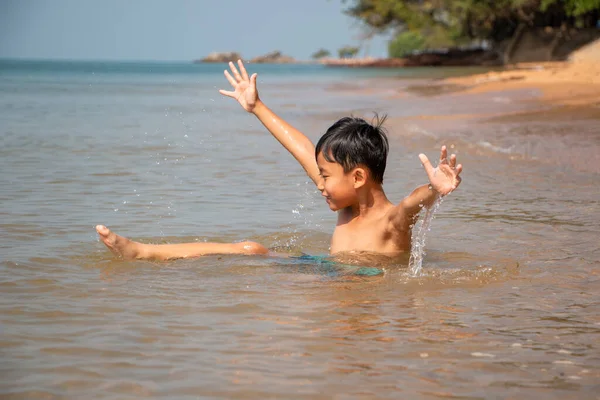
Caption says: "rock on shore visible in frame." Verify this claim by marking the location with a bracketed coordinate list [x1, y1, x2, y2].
[321, 49, 501, 68]
[194, 51, 296, 64]
[194, 52, 242, 63]
[249, 51, 295, 64]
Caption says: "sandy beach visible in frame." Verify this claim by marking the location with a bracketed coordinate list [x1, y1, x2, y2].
[374, 39, 600, 177]
[391, 39, 600, 126]
[443, 39, 600, 108]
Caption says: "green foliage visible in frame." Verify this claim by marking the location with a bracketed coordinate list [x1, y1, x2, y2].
[541, 0, 600, 16]
[311, 48, 332, 59]
[388, 31, 426, 57]
[343, 0, 600, 49]
[338, 46, 361, 58]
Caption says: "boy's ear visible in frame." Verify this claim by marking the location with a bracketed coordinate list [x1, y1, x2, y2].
[352, 167, 367, 189]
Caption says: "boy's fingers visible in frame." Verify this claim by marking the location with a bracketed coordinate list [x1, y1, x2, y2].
[455, 164, 463, 175]
[419, 154, 434, 174]
[228, 61, 242, 82]
[238, 59, 249, 81]
[250, 73, 258, 87]
[449, 154, 456, 168]
[224, 70, 237, 87]
[439, 145, 448, 163]
[219, 89, 235, 98]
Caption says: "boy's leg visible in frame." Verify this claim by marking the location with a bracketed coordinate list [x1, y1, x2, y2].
[96, 225, 269, 261]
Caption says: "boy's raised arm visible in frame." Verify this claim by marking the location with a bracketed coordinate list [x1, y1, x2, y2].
[389, 146, 463, 229]
[219, 60, 322, 187]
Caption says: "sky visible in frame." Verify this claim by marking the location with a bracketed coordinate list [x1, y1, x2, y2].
[0, 0, 391, 61]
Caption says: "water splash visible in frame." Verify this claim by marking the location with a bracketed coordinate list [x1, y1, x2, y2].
[408, 196, 443, 277]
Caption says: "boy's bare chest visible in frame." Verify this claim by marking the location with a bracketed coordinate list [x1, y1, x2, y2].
[330, 217, 393, 254]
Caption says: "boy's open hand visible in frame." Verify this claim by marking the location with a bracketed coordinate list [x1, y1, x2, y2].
[419, 146, 463, 196]
[219, 60, 259, 113]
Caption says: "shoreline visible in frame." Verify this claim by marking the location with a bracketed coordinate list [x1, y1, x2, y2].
[370, 42, 600, 174]
[387, 60, 600, 131]
[436, 40, 600, 109]
[441, 61, 600, 108]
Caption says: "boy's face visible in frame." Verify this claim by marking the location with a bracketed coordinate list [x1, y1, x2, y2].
[316, 152, 357, 211]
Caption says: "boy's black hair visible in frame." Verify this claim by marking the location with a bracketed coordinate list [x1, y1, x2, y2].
[315, 115, 389, 184]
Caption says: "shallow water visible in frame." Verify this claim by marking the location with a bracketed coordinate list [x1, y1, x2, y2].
[1, 60, 599, 399]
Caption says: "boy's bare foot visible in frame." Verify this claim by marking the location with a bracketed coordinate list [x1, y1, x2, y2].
[96, 225, 145, 260]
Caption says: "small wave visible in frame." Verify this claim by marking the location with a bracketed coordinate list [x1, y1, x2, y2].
[406, 124, 438, 138]
[477, 140, 515, 154]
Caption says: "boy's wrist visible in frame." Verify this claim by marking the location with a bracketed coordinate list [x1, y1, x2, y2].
[251, 99, 265, 115]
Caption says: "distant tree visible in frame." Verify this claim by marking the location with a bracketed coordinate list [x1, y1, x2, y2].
[338, 46, 361, 58]
[388, 31, 426, 58]
[342, 0, 600, 52]
[311, 48, 332, 59]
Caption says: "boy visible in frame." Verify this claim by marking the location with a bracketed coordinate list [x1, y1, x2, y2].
[96, 60, 462, 261]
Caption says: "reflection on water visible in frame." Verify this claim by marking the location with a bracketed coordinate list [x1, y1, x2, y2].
[1, 61, 599, 398]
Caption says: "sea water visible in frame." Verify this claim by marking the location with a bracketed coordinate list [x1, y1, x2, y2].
[1, 59, 600, 399]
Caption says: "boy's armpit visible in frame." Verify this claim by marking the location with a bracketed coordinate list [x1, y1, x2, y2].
[386, 205, 413, 233]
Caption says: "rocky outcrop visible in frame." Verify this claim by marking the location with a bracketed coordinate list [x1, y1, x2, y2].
[195, 52, 242, 63]
[250, 51, 295, 64]
[404, 49, 501, 66]
[320, 57, 406, 67]
[321, 49, 501, 68]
